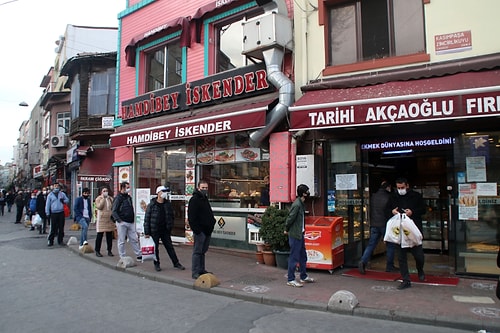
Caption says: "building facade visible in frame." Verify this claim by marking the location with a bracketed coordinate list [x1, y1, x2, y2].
[113, 0, 293, 246]
[289, 0, 500, 276]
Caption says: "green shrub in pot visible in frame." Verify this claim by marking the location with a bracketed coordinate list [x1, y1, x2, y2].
[259, 205, 290, 252]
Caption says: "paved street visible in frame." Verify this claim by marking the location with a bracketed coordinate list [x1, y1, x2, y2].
[0, 210, 494, 332]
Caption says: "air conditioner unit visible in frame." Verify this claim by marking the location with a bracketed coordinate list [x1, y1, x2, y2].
[51, 135, 66, 148]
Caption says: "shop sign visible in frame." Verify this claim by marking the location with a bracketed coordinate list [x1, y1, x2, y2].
[212, 216, 246, 241]
[111, 110, 265, 148]
[33, 165, 43, 178]
[120, 63, 273, 123]
[435, 30, 472, 55]
[360, 136, 455, 151]
[290, 88, 500, 130]
[77, 175, 111, 182]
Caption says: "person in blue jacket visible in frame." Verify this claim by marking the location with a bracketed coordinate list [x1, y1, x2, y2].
[74, 188, 92, 248]
[28, 190, 38, 230]
[45, 183, 70, 246]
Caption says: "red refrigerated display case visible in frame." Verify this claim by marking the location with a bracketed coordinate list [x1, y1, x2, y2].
[305, 216, 344, 273]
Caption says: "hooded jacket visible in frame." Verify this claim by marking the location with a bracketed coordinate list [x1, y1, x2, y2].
[111, 192, 135, 223]
[143, 198, 174, 235]
[188, 189, 215, 235]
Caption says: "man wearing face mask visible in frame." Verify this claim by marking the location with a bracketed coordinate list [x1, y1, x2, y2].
[74, 188, 92, 249]
[188, 180, 216, 279]
[45, 183, 69, 246]
[285, 184, 315, 287]
[112, 182, 142, 260]
[358, 181, 396, 274]
[144, 186, 185, 272]
[389, 177, 426, 290]
[36, 187, 48, 234]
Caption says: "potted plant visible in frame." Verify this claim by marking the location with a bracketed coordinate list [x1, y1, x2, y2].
[259, 205, 290, 268]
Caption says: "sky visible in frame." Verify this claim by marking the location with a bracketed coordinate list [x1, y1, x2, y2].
[0, 0, 124, 165]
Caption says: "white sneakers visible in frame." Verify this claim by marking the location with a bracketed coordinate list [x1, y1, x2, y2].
[287, 276, 315, 287]
[300, 276, 315, 283]
[287, 280, 303, 287]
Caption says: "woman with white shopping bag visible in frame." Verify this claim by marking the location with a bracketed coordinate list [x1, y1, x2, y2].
[389, 177, 426, 290]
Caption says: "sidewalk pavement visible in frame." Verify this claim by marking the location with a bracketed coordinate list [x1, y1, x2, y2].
[53, 221, 499, 333]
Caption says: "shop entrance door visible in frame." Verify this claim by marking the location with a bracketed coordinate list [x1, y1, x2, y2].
[366, 147, 453, 254]
[164, 146, 187, 237]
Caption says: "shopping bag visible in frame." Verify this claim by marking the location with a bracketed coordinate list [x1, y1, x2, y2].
[32, 214, 42, 227]
[24, 214, 31, 227]
[400, 214, 423, 248]
[140, 236, 156, 262]
[384, 214, 402, 244]
[63, 204, 70, 218]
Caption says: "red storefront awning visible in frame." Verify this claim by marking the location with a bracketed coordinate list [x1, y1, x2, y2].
[290, 70, 500, 131]
[125, 17, 191, 67]
[111, 95, 277, 148]
[78, 148, 113, 182]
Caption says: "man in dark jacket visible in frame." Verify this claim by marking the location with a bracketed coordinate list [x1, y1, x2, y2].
[389, 177, 426, 290]
[144, 186, 185, 272]
[6, 190, 15, 213]
[74, 187, 92, 248]
[111, 182, 141, 260]
[36, 187, 48, 234]
[14, 190, 25, 224]
[358, 181, 396, 274]
[284, 184, 315, 287]
[188, 180, 216, 279]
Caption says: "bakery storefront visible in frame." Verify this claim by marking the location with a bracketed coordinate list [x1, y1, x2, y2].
[111, 63, 276, 249]
[289, 69, 500, 276]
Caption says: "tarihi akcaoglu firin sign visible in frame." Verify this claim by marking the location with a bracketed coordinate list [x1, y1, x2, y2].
[120, 63, 273, 123]
[290, 88, 500, 130]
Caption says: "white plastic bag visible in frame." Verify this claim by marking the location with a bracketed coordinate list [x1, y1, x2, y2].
[32, 214, 42, 227]
[384, 214, 402, 244]
[384, 213, 423, 248]
[400, 214, 423, 248]
[140, 236, 156, 262]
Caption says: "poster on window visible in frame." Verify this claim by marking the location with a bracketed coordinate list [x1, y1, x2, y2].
[458, 183, 478, 220]
[135, 188, 151, 233]
[466, 156, 486, 182]
[335, 174, 357, 190]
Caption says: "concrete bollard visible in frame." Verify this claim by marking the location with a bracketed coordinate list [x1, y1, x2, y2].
[194, 273, 220, 289]
[67, 236, 78, 246]
[116, 256, 136, 269]
[328, 290, 359, 311]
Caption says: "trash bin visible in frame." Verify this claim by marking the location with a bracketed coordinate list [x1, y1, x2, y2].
[305, 216, 344, 273]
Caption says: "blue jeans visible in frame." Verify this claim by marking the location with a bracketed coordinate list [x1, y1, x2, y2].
[287, 236, 308, 282]
[78, 217, 90, 246]
[360, 226, 396, 271]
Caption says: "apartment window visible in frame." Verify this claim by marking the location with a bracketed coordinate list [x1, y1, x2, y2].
[57, 112, 70, 135]
[327, 0, 425, 66]
[70, 74, 80, 119]
[88, 68, 116, 116]
[145, 40, 182, 92]
[213, 9, 263, 73]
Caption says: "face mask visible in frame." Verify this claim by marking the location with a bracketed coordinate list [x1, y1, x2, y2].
[161, 192, 168, 199]
[53, 188, 60, 194]
[102, 192, 108, 197]
[200, 189, 208, 197]
[42, 191, 47, 195]
[397, 189, 407, 196]
[125, 188, 131, 193]
[31, 196, 36, 199]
